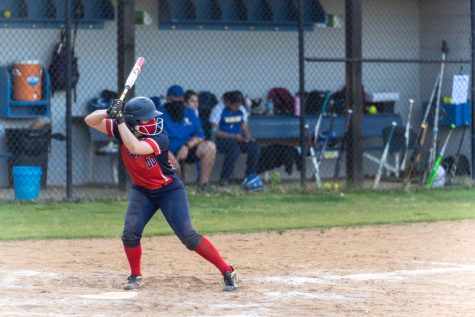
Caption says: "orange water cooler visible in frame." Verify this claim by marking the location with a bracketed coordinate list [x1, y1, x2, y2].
[12, 61, 42, 102]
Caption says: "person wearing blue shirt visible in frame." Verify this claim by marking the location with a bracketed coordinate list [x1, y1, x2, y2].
[184, 90, 199, 118]
[161, 85, 216, 191]
[210, 90, 262, 189]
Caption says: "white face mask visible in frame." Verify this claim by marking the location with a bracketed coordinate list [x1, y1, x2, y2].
[134, 117, 164, 136]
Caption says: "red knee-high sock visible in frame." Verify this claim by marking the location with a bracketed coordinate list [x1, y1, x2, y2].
[124, 245, 142, 276]
[194, 236, 232, 274]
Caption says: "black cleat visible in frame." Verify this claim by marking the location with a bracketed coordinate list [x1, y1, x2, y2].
[123, 275, 142, 290]
[223, 267, 238, 292]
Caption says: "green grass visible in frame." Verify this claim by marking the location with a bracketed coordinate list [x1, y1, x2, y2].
[1, 188, 475, 240]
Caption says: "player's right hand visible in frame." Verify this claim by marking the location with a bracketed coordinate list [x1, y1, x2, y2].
[108, 99, 125, 123]
[107, 99, 123, 117]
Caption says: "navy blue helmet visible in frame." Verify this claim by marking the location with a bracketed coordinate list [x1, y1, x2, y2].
[124, 97, 163, 135]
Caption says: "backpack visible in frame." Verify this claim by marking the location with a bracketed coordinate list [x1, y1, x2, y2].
[250, 98, 266, 115]
[198, 91, 218, 139]
[48, 22, 80, 99]
[442, 154, 471, 176]
[257, 144, 301, 175]
[268, 87, 295, 115]
[303, 90, 327, 114]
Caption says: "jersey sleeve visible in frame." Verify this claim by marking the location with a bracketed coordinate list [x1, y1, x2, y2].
[105, 119, 115, 137]
[190, 112, 205, 138]
[143, 134, 168, 157]
[209, 104, 224, 125]
[143, 138, 161, 156]
[107, 119, 123, 143]
[239, 106, 249, 122]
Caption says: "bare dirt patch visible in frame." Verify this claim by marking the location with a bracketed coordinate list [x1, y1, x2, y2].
[1, 220, 475, 316]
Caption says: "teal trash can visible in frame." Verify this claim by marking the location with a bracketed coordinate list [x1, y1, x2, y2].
[13, 166, 42, 201]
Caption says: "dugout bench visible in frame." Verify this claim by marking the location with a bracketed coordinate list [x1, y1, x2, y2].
[248, 113, 409, 178]
[248, 113, 403, 141]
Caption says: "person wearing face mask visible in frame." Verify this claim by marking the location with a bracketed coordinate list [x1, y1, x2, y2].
[160, 85, 216, 192]
[84, 96, 238, 292]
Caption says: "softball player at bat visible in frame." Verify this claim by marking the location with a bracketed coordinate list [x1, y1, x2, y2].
[85, 96, 238, 292]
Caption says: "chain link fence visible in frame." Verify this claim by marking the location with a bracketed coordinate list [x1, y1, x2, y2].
[0, 0, 472, 201]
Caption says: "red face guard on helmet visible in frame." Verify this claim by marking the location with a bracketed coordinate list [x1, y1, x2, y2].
[134, 117, 163, 136]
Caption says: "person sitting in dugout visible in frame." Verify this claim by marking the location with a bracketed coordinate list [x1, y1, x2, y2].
[160, 85, 216, 192]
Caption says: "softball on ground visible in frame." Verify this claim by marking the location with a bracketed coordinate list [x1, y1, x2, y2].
[323, 182, 332, 190]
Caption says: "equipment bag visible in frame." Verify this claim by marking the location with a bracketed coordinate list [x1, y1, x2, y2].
[48, 6, 81, 99]
[268, 87, 295, 115]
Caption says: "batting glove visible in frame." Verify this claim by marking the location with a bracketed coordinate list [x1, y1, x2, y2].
[108, 99, 125, 124]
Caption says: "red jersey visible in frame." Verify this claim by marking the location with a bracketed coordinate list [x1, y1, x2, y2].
[106, 119, 176, 190]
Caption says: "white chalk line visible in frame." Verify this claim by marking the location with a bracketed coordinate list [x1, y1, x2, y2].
[264, 290, 354, 302]
[189, 302, 269, 317]
[0, 270, 60, 288]
[256, 263, 475, 307]
[264, 264, 475, 285]
[264, 276, 328, 285]
[338, 265, 475, 281]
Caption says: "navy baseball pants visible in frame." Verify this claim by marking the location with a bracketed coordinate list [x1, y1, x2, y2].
[121, 179, 202, 250]
[217, 138, 261, 182]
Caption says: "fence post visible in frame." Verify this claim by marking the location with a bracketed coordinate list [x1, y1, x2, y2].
[65, 0, 73, 200]
[471, 0, 475, 182]
[117, 0, 136, 191]
[298, 0, 307, 189]
[345, 0, 364, 187]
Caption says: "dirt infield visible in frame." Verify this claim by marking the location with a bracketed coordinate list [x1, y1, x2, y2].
[1, 220, 475, 317]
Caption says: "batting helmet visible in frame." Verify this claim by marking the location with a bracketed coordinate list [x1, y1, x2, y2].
[124, 96, 163, 135]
